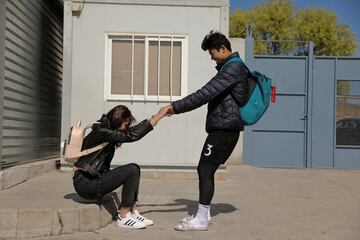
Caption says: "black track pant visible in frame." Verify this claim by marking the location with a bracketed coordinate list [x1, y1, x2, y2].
[197, 130, 239, 205]
[73, 163, 140, 207]
[197, 160, 220, 205]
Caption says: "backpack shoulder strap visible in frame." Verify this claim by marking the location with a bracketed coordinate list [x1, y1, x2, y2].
[84, 121, 102, 131]
[221, 57, 253, 77]
[70, 142, 109, 159]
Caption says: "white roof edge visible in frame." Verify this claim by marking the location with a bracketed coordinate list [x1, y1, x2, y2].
[64, 0, 229, 7]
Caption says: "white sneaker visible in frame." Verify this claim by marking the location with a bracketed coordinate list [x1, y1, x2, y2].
[132, 210, 154, 226]
[116, 212, 147, 229]
[175, 215, 208, 231]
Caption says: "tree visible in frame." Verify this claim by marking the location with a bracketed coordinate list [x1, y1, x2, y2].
[230, 0, 295, 55]
[294, 8, 357, 56]
[230, 0, 358, 56]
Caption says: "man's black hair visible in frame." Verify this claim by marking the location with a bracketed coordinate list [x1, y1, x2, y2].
[201, 30, 232, 52]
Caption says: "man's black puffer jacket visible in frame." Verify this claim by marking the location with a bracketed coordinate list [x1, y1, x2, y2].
[172, 52, 248, 133]
[74, 115, 153, 175]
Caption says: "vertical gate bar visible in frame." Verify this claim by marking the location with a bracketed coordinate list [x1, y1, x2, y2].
[0, 0, 5, 170]
[306, 41, 314, 168]
[131, 35, 134, 102]
[243, 37, 254, 165]
[157, 36, 160, 102]
[332, 58, 337, 167]
[245, 37, 254, 68]
[144, 36, 148, 102]
[170, 37, 173, 101]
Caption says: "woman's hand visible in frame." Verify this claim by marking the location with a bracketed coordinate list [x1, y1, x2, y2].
[149, 105, 173, 126]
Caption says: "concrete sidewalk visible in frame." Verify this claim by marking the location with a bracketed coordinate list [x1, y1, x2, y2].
[1, 165, 360, 239]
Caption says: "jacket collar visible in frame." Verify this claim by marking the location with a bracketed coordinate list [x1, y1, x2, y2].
[97, 114, 111, 128]
[215, 52, 240, 71]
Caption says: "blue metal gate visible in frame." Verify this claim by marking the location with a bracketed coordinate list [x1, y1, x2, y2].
[312, 57, 360, 169]
[243, 38, 360, 169]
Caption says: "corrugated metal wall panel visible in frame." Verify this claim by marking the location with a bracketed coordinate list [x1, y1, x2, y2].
[2, 0, 63, 168]
[0, 1, 5, 171]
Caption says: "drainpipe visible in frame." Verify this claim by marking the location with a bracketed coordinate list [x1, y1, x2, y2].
[61, 0, 73, 167]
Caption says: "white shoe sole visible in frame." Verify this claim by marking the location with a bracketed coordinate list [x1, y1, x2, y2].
[117, 223, 147, 229]
[175, 216, 208, 231]
[116, 219, 147, 229]
[175, 226, 208, 231]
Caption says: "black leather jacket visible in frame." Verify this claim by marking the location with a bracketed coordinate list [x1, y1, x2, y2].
[74, 115, 153, 176]
[172, 52, 248, 133]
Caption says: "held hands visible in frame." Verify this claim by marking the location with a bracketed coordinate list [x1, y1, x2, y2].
[162, 104, 174, 116]
[149, 105, 174, 127]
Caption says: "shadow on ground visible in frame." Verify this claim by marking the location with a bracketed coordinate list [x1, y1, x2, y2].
[64, 192, 121, 220]
[64, 193, 237, 220]
[139, 198, 237, 217]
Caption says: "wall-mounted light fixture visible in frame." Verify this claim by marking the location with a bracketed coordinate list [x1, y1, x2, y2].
[72, 0, 85, 17]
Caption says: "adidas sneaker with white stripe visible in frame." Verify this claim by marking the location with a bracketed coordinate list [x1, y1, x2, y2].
[116, 212, 147, 229]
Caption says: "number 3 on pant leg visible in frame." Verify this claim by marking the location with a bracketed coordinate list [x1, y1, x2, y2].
[204, 144, 213, 156]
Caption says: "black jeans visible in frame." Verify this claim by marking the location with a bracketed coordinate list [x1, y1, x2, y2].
[197, 130, 239, 205]
[73, 163, 140, 207]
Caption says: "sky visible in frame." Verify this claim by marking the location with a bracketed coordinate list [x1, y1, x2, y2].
[229, 0, 360, 56]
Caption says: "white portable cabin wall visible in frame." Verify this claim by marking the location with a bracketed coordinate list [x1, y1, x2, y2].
[62, 0, 246, 167]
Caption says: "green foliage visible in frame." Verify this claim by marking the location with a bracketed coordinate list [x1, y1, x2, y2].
[230, 0, 358, 56]
[294, 8, 357, 56]
[337, 81, 351, 97]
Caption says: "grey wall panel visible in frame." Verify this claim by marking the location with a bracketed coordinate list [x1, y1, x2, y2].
[1, 0, 63, 168]
[253, 95, 305, 131]
[335, 149, 360, 169]
[334, 58, 360, 169]
[336, 58, 360, 80]
[244, 54, 308, 168]
[253, 57, 307, 94]
[311, 59, 336, 168]
[245, 132, 306, 168]
[66, 0, 228, 7]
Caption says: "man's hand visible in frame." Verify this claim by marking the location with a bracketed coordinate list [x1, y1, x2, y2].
[163, 104, 174, 116]
[149, 105, 174, 126]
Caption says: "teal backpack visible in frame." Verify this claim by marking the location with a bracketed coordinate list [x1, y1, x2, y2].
[222, 57, 274, 125]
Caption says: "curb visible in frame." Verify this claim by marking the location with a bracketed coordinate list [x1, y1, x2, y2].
[0, 190, 120, 239]
[0, 159, 59, 191]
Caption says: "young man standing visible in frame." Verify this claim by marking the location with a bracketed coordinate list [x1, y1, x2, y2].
[165, 31, 249, 231]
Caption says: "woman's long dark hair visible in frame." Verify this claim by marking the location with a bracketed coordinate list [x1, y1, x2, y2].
[107, 105, 136, 130]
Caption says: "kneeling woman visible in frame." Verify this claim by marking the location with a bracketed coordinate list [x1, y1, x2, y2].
[73, 105, 168, 229]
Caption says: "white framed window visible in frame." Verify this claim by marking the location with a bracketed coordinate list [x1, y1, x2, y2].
[104, 33, 188, 102]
